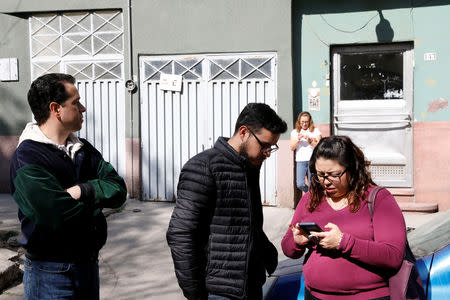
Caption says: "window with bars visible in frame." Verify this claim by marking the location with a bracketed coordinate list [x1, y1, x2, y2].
[29, 10, 124, 80]
[208, 57, 273, 81]
[142, 58, 203, 82]
[141, 55, 275, 83]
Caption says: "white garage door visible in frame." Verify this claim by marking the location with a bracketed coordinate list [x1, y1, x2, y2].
[140, 53, 279, 204]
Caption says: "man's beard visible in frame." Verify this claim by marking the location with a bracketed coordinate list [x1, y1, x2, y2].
[238, 141, 264, 167]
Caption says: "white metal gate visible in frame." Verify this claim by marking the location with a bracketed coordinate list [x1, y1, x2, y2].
[29, 11, 126, 178]
[332, 43, 413, 187]
[140, 53, 278, 204]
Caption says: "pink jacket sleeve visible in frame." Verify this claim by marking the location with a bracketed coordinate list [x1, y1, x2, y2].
[281, 193, 309, 258]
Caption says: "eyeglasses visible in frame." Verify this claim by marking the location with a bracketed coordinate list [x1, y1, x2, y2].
[312, 168, 348, 184]
[248, 128, 279, 154]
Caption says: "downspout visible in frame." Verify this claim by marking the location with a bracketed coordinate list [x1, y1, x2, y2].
[127, 0, 135, 197]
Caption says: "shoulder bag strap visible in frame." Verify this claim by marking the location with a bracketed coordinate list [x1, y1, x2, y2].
[368, 186, 385, 219]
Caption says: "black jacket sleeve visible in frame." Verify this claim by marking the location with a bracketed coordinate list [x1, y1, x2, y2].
[166, 157, 215, 300]
[262, 231, 278, 275]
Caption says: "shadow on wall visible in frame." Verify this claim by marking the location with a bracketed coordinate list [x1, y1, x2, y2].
[376, 10, 394, 42]
[0, 84, 28, 193]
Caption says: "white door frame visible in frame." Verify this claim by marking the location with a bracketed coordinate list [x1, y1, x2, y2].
[332, 43, 413, 187]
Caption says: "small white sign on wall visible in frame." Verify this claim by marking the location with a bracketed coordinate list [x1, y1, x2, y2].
[424, 52, 437, 61]
[308, 88, 320, 111]
[159, 73, 182, 92]
[0, 58, 18, 81]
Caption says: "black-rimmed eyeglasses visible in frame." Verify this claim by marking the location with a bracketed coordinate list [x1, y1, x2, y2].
[248, 128, 279, 154]
[312, 168, 348, 184]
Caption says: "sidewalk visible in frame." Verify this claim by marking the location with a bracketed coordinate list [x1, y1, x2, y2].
[0, 195, 445, 299]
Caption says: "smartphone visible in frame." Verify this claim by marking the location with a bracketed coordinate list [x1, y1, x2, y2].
[297, 222, 323, 235]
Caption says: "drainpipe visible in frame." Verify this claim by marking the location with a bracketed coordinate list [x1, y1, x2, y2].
[127, 0, 136, 197]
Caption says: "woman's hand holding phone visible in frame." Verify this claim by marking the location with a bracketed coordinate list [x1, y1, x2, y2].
[314, 223, 343, 249]
[289, 223, 309, 246]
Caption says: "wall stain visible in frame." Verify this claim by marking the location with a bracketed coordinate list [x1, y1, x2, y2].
[425, 78, 436, 86]
[427, 98, 448, 113]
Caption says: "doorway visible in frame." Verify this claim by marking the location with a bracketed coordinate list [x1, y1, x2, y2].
[332, 43, 413, 187]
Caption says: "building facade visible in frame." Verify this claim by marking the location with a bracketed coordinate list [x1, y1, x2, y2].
[0, 0, 448, 210]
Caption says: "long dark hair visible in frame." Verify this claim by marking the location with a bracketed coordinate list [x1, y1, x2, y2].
[308, 136, 375, 213]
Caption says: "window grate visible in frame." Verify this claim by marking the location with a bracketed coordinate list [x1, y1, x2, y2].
[30, 10, 124, 80]
[369, 165, 406, 179]
[208, 56, 273, 81]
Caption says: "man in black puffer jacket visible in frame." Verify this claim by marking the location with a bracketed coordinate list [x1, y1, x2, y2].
[167, 103, 287, 300]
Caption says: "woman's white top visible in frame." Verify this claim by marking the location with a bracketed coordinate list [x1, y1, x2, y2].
[291, 128, 321, 162]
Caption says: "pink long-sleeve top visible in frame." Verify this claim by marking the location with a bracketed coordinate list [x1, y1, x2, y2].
[281, 187, 406, 299]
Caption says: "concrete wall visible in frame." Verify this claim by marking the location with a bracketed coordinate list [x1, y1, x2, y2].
[0, 0, 295, 202]
[0, 0, 124, 13]
[294, 0, 450, 210]
[2, 0, 448, 210]
[0, 1, 133, 193]
[130, 0, 294, 203]
[0, 13, 31, 191]
[131, 0, 293, 131]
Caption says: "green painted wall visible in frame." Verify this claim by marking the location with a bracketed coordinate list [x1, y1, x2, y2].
[413, 5, 450, 122]
[294, 0, 450, 124]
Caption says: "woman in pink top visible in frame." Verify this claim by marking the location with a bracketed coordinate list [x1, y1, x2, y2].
[282, 136, 406, 299]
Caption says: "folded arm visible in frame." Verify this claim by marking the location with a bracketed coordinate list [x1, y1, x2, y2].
[13, 164, 89, 230]
[83, 160, 127, 209]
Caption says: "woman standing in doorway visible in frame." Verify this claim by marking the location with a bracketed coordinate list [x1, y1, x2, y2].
[290, 112, 321, 193]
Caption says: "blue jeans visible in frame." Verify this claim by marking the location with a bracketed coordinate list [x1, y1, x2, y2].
[296, 161, 310, 192]
[23, 257, 99, 300]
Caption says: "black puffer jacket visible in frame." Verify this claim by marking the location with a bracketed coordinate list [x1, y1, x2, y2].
[167, 137, 278, 300]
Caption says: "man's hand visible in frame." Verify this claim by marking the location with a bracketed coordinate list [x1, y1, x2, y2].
[66, 185, 81, 200]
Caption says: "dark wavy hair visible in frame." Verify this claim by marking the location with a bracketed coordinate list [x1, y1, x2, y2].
[27, 73, 76, 125]
[233, 103, 287, 135]
[308, 135, 375, 213]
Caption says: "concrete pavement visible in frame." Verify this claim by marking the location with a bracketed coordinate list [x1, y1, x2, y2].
[0, 194, 445, 299]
